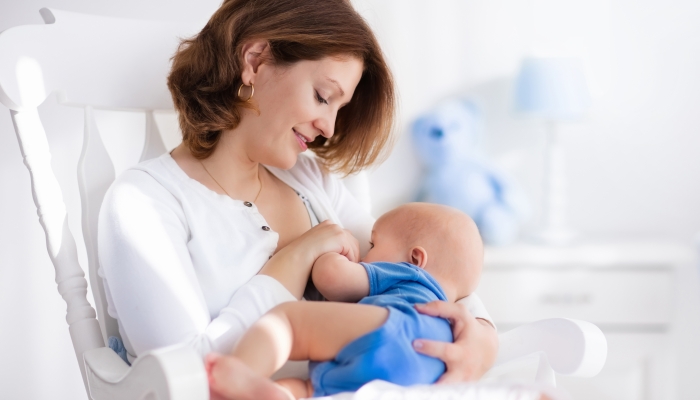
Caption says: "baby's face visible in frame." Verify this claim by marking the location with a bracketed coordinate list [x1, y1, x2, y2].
[361, 218, 408, 264]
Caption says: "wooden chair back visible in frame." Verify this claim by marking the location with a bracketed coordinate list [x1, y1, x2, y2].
[0, 7, 201, 388]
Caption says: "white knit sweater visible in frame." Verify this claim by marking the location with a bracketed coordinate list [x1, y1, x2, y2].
[98, 152, 493, 363]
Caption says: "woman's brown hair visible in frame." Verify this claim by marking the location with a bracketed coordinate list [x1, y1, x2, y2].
[167, 0, 395, 175]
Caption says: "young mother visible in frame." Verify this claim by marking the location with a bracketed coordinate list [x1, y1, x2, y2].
[98, 0, 498, 394]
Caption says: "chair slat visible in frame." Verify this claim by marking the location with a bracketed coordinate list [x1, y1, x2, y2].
[78, 106, 118, 344]
[140, 110, 168, 162]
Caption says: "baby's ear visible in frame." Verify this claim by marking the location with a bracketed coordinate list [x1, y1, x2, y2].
[410, 247, 428, 269]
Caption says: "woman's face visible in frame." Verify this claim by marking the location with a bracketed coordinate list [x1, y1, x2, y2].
[233, 52, 364, 169]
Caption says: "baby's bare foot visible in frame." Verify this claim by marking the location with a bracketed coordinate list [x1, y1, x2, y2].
[206, 353, 291, 400]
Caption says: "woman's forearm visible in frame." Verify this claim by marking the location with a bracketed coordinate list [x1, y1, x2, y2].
[259, 220, 362, 300]
[258, 242, 315, 300]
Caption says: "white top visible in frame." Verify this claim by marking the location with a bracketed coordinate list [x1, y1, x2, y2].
[98, 152, 493, 362]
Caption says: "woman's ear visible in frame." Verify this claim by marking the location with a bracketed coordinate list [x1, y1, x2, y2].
[410, 246, 428, 269]
[240, 39, 270, 85]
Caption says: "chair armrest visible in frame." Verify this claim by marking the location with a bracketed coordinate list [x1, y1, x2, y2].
[495, 318, 607, 378]
[83, 344, 208, 400]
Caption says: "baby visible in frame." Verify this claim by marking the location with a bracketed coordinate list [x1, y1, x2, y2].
[207, 203, 484, 399]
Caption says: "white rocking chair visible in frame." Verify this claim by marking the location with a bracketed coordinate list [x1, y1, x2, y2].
[0, 8, 607, 400]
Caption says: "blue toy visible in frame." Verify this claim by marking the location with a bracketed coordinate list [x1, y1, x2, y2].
[412, 99, 529, 245]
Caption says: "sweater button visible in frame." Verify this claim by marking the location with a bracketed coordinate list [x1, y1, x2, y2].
[262, 226, 270, 231]
[243, 201, 253, 207]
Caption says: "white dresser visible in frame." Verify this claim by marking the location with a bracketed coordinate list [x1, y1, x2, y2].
[477, 241, 696, 400]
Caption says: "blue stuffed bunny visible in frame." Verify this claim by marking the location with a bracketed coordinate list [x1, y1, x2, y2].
[412, 99, 529, 245]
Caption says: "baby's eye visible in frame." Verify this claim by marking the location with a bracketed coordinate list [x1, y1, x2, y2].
[315, 90, 328, 105]
[369, 241, 374, 249]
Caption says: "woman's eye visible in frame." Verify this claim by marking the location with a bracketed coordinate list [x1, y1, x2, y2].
[315, 91, 328, 105]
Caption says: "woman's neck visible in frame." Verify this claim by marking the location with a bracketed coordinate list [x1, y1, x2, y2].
[210, 131, 262, 191]
[172, 130, 264, 200]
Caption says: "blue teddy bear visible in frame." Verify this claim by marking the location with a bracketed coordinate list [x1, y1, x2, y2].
[412, 99, 529, 245]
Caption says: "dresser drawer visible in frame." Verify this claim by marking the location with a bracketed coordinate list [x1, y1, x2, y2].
[475, 269, 673, 325]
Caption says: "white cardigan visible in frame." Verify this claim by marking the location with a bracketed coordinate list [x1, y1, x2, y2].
[98, 152, 493, 363]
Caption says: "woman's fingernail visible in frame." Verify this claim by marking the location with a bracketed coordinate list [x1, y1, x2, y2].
[414, 303, 426, 309]
[413, 340, 423, 349]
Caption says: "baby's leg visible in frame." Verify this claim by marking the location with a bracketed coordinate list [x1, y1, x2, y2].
[209, 302, 388, 399]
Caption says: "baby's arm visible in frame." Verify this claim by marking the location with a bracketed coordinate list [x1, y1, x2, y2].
[311, 253, 369, 302]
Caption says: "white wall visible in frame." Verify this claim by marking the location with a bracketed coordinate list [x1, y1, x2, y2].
[1, 0, 699, 399]
[355, 0, 700, 243]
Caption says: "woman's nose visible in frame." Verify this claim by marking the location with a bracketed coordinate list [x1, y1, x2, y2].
[314, 111, 336, 139]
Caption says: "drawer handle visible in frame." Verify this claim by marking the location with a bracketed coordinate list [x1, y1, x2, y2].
[539, 293, 591, 305]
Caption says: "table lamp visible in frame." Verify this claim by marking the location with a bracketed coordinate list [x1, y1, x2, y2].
[514, 57, 591, 244]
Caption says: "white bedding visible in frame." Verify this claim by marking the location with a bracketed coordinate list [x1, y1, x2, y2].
[274, 361, 570, 400]
[315, 380, 570, 400]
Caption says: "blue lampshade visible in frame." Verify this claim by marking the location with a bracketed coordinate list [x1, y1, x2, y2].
[514, 57, 591, 120]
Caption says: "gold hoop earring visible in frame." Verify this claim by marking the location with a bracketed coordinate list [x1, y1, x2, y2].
[237, 83, 254, 102]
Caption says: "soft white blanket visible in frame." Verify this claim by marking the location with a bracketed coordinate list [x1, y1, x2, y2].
[316, 380, 569, 400]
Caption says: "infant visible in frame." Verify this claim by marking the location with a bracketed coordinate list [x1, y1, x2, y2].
[207, 202, 484, 399]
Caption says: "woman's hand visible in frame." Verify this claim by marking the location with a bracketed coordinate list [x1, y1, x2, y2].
[298, 220, 361, 263]
[259, 220, 360, 299]
[412, 301, 498, 383]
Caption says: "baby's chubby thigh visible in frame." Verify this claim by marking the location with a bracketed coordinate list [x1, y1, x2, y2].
[311, 307, 453, 395]
[275, 301, 390, 362]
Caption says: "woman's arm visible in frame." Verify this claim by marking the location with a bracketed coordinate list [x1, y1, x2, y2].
[98, 170, 296, 359]
[258, 220, 360, 300]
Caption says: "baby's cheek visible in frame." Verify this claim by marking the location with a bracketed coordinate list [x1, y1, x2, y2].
[362, 248, 380, 263]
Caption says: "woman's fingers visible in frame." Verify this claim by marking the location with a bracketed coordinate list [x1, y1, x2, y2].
[414, 300, 497, 382]
[413, 340, 469, 383]
[412, 337, 450, 360]
[415, 301, 470, 334]
[415, 300, 469, 320]
[315, 221, 360, 262]
[344, 229, 361, 262]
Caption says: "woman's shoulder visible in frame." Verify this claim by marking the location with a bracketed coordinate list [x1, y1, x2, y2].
[112, 152, 191, 188]
[102, 154, 185, 214]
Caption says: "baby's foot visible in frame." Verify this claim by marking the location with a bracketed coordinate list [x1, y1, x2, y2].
[205, 353, 291, 400]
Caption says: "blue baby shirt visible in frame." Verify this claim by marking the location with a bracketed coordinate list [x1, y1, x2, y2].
[309, 261, 453, 397]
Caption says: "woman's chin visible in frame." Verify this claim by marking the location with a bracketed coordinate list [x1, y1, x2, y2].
[263, 153, 300, 170]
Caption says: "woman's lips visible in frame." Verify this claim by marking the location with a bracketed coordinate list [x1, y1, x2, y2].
[293, 128, 308, 151]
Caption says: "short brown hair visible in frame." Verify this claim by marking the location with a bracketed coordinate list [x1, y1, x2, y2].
[167, 0, 396, 174]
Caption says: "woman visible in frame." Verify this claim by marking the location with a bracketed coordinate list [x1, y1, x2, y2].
[98, 0, 498, 394]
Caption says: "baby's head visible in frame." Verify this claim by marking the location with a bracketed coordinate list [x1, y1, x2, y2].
[362, 203, 483, 303]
